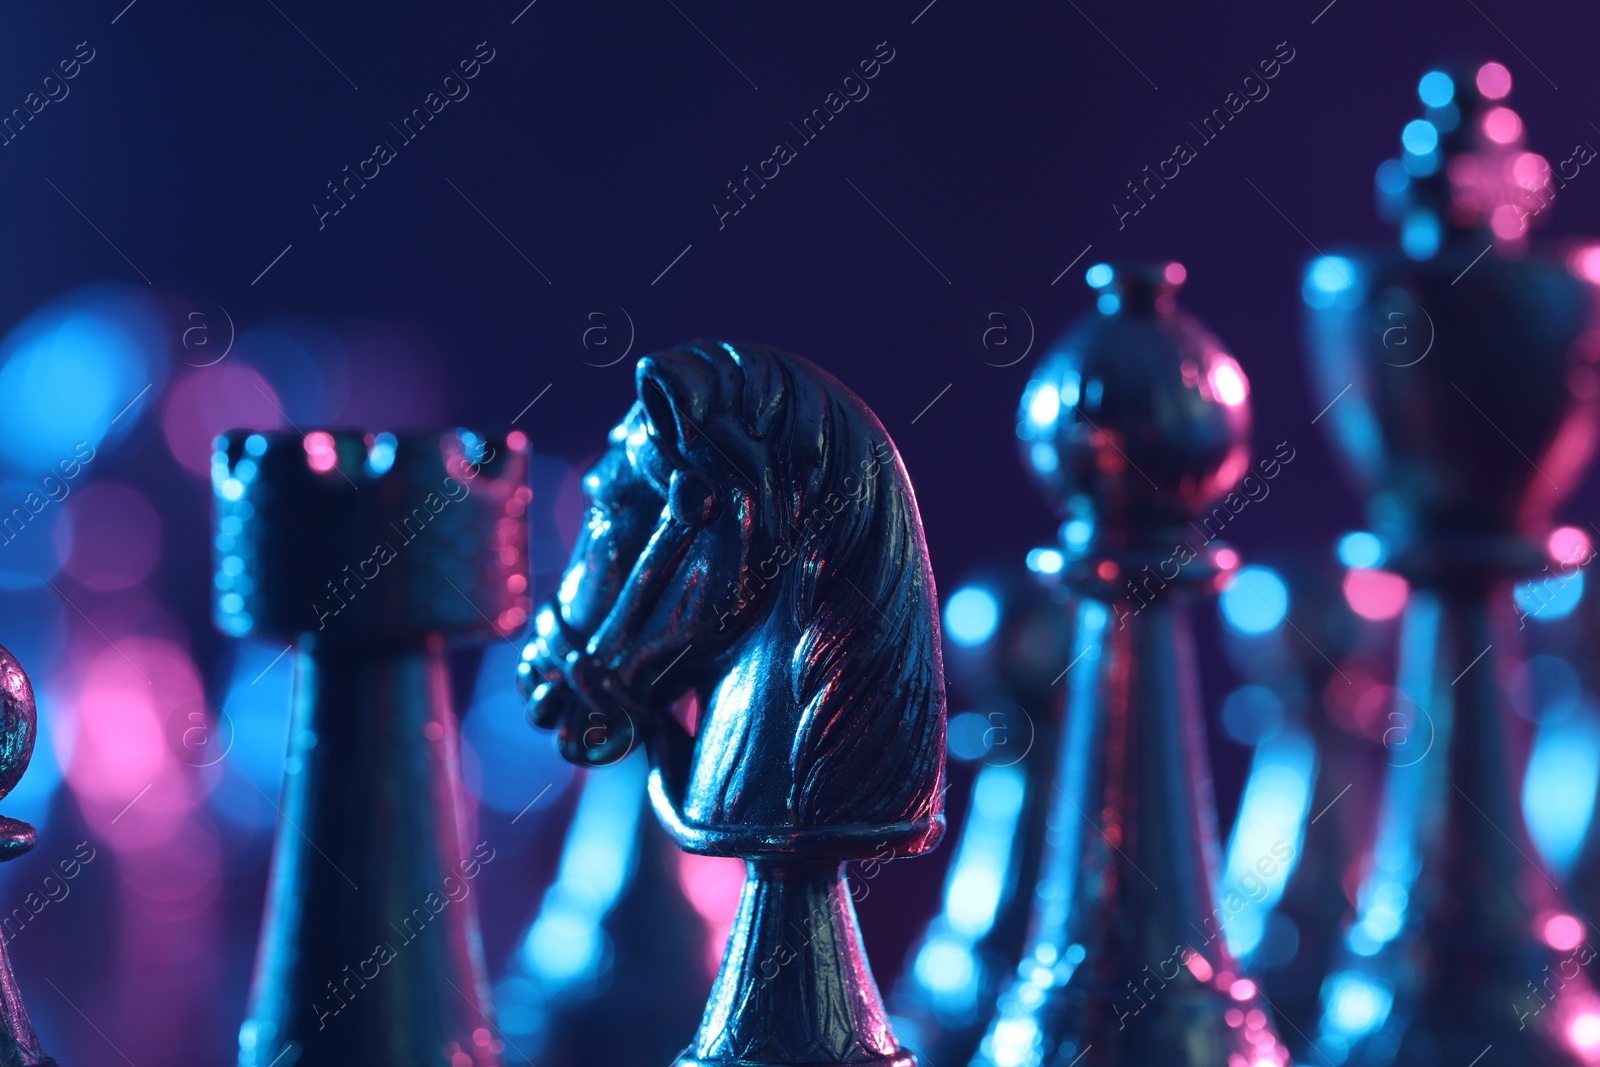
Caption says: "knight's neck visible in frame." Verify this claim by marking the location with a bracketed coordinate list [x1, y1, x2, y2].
[1030, 592, 1235, 968]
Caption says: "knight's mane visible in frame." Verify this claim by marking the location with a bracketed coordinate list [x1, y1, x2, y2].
[665, 343, 946, 829]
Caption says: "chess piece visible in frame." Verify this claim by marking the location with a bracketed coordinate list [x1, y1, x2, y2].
[214, 428, 529, 1067]
[495, 752, 713, 1067]
[0, 646, 57, 1066]
[518, 342, 946, 1067]
[1300, 60, 1600, 1066]
[971, 262, 1291, 1067]
[1212, 549, 1384, 1056]
[889, 560, 1073, 1067]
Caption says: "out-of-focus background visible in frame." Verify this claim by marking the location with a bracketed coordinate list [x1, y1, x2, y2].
[4, 1, 1600, 1063]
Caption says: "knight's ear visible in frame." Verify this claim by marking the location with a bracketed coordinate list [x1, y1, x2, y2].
[636, 352, 706, 461]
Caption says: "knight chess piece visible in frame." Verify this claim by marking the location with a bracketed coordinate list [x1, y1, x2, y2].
[889, 560, 1073, 1067]
[213, 428, 529, 1067]
[970, 261, 1292, 1067]
[1299, 60, 1600, 1066]
[518, 342, 946, 1067]
[0, 646, 57, 1067]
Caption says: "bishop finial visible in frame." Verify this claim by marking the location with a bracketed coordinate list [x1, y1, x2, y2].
[1017, 260, 1251, 563]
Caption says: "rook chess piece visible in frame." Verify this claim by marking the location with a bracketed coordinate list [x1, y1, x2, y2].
[971, 262, 1292, 1067]
[518, 341, 946, 1067]
[214, 428, 529, 1067]
[1299, 60, 1600, 1066]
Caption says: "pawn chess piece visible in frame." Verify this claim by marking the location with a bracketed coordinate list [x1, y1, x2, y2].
[890, 560, 1073, 1067]
[0, 646, 57, 1066]
[1300, 60, 1600, 1066]
[518, 342, 946, 1067]
[214, 429, 529, 1067]
[970, 261, 1291, 1067]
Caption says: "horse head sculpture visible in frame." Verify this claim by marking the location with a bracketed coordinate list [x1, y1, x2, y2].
[520, 340, 946, 1067]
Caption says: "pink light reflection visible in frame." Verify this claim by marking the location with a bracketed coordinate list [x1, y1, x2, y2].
[160, 364, 286, 476]
[1343, 567, 1409, 621]
[303, 431, 339, 474]
[1550, 527, 1593, 566]
[1569, 245, 1600, 285]
[62, 635, 206, 850]
[1477, 62, 1513, 100]
[1483, 107, 1524, 146]
[674, 852, 745, 979]
[1208, 356, 1249, 407]
[1545, 912, 1586, 952]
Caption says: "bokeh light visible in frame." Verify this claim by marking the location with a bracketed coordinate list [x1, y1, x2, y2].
[459, 643, 576, 816]
[1417, 70, 1454, 108]
[1343, 568, 1408, 621]
[59, 484, 162, 591]
[1483, 107, 1523, 146]
[1476, 61, 1512, 100]
[1338, 531, 1385, 569]
[0, 286, 166, 471]
[1220, 566, 1289, 635]
[161, 364, 287, 476]
[945, 586, 1001, 648]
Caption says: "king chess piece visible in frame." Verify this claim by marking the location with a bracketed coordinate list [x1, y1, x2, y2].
[889, 560, 1073, 1067]
[971, 261, 1293, 1067]
[518, 341, 947, 1067]
[1299, 60, 1600, 1066]
[0, 646, 57, 1066]
[213, 429, 529, 1067]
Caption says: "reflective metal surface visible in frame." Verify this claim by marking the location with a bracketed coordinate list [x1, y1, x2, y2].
[1300, 61, 1600, 1067]
[519, 342, 947, 1067]
[0, 646, 55, 1066]
[214, 428, 529, 1067]
[973, 263, 1290, 1067]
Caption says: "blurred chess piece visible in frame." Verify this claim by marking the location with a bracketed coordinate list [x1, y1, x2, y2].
[214, 429, 529, 1067]
[1212, 548, 1387, 1053]
[1300, 60, 1600, 1066]
[495, 753, 713, 1067]
[519, 342, 946, 1067]
[971, 262, 1291, 1067]
[889, 560, 1073, 1067]
[0, 647, 57, 1066]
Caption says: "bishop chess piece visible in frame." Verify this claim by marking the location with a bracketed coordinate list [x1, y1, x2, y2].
[0, 646, 57, 1067]
[971, 262, 1290, 1067]
[213, 428, 529, 1067]
[518, 342, 946, 1067]
[1300, 60, 1600, 1066]
[890, 560, 1073, 1067]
